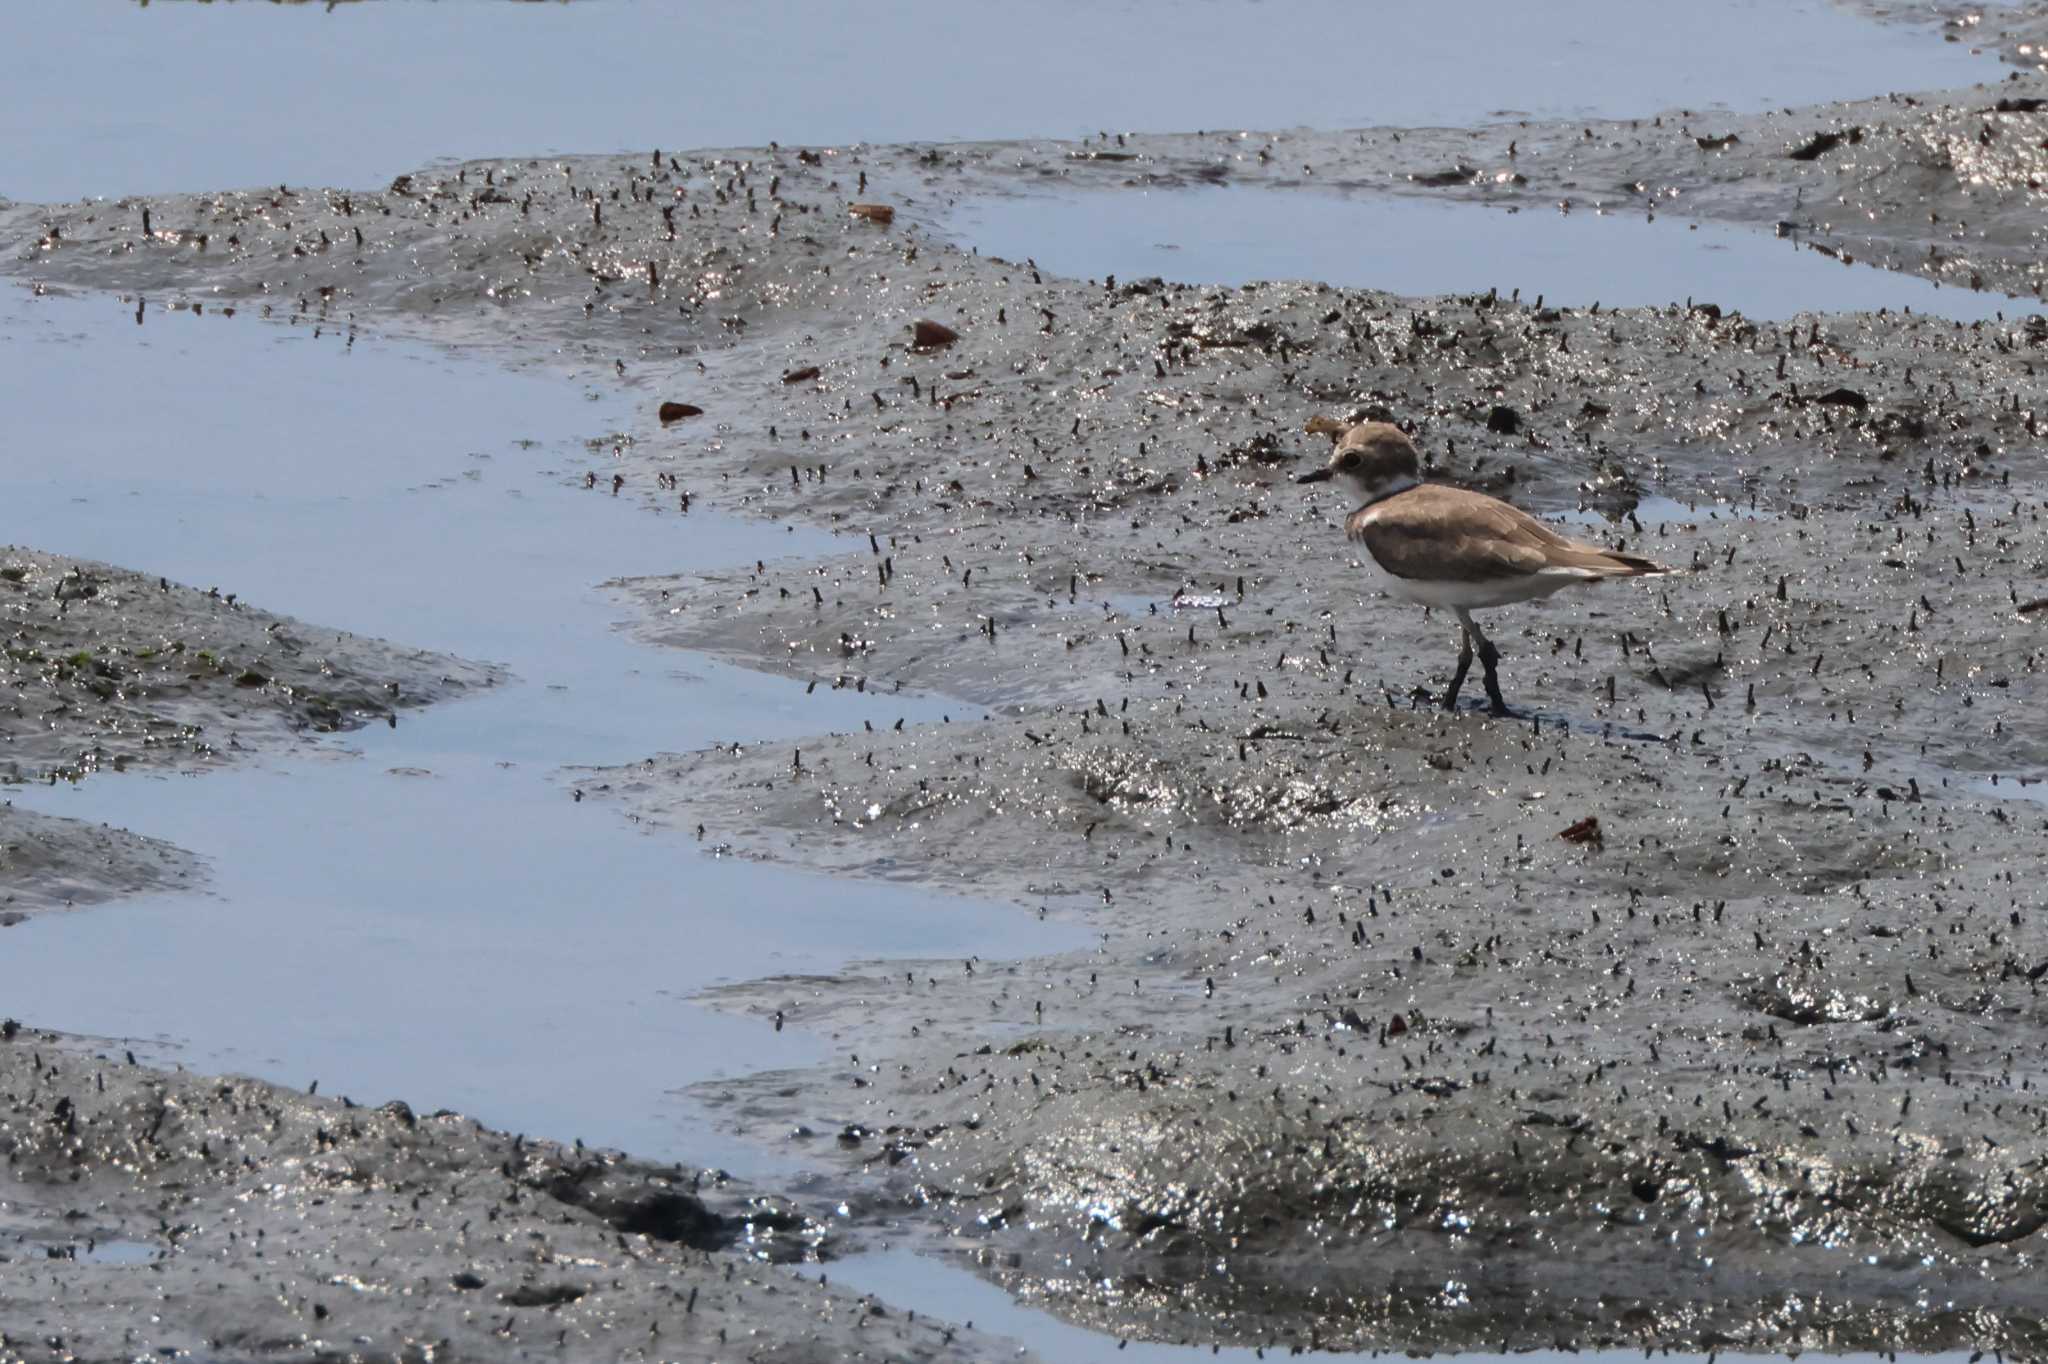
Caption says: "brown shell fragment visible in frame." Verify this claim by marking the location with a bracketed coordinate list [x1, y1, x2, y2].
[782, 366, 821, 385]
[1559, 816, 1603, 846]
[912, 319, 959, 350]
[848, 203, 895, 225]
[657, 402, 704, 424]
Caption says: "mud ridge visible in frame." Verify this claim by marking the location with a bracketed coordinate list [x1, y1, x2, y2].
[0, 1025, 1019, 1363]
[1, 548, 498, 916]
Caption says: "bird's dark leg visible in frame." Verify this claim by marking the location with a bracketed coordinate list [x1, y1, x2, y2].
[1478, 638, 1508, 715]
[1442, 620, 1474, 711]
[1457, 608, 1509, 715]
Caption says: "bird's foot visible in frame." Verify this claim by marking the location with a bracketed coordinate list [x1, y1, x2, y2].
[1440, 694, 1515, 719]
[1479, 655, 1508, 716]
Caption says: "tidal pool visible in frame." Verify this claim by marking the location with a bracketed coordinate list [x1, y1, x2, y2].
[941, 186, 2039, 323]
[0, 283, 1084, 1175]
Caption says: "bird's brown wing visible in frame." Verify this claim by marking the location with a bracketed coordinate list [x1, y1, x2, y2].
[1350, 486, 1669, 580]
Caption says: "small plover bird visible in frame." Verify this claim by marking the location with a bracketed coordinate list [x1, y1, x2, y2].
[1298, 422, 1671, 715]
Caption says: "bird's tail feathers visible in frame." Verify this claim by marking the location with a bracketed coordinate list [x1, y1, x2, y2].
[1597, 551, 1676, 577]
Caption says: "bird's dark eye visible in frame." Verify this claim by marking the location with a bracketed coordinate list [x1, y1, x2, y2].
[1339, 452, 1360, 470]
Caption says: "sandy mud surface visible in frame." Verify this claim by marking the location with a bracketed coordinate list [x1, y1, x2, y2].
[7, 27, 2048, 1360]
[1, 548, 495, 915]
[0, 802, 196, 924]
[1, 548, 496, 783]
[0, 1024, 1017, 1364]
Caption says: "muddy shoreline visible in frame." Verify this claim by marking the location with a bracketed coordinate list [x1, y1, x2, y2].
[0, 801, 196, 923]
[1, 548, 496, 917]
[7, 47, 2048, 1362]
[1, 548, 497, 784]
[0, 1024, 1015, 1364]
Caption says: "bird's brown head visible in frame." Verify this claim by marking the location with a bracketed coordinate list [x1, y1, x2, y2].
[1296, 422, 1422, 502]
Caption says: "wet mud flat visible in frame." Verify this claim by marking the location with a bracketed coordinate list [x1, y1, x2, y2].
[1, 549, 492, 917]
[600, 468, 2048, 1358]
[5, 51, 2048, 1362]
[0, 802, 194, 924]
[0, 1025, 1015, 1364]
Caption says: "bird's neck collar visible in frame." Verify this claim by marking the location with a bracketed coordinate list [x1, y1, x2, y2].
[1354, 475, 1421, 511]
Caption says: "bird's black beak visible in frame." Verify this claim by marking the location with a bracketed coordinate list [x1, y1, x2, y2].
[1295, 467, 1333, 484]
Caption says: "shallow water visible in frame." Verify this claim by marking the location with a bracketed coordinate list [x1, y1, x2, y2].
[829, 1249, 1982, 1364]
[4, 1, 1997, 201]
[70, 1240, 162, 1266]
[1981, 772, 2048, 803]
[941, 187, 2041, 322]
[0, 283, 1081, 1174]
